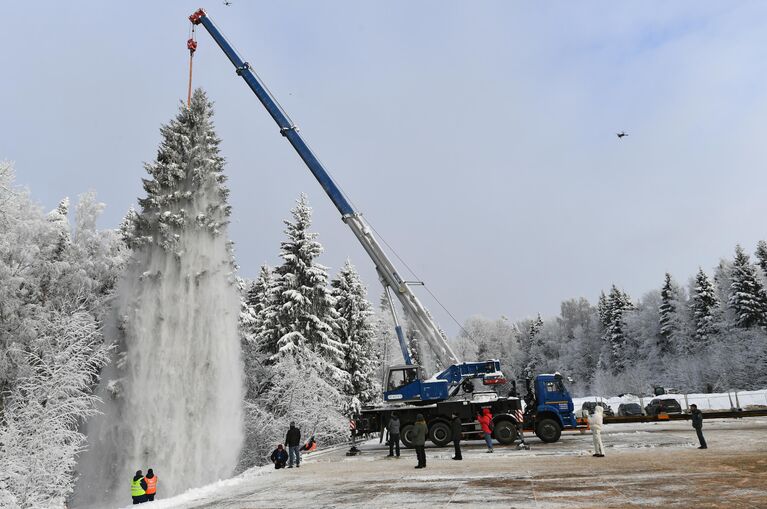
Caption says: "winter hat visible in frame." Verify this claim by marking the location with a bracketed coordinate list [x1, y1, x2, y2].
[416, 413, 424, 421]
[147, 469, 154, 477]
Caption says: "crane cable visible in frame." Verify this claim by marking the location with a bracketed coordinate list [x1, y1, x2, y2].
[187, 25, 198, 108]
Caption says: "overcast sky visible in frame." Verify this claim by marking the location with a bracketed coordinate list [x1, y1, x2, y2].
[2, 2, 766, 335]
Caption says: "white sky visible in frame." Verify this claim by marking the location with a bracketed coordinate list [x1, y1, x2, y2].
[2, 2, 766, 335]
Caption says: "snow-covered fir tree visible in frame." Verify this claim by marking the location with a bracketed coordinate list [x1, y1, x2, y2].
[658, 273, 683, 354]
[118, 206, 139, 247]
[248, 264, 279, 354]
[125, 92, 232, 257]
[729, 244, 767, 328]
[403, 308, 424, 367]
[270, 194, 344, 363]
[332, 260, 380, 412]
[523, 314, 544, 378]
[605, 285, 634, 374]
[755, 240, 767, 279]
[689, 268, 718, 345]
[597, 291, 610, 330]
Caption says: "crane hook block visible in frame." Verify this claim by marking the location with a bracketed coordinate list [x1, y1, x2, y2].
[189, 8, 206, 25]
[187, 39, 198, 53]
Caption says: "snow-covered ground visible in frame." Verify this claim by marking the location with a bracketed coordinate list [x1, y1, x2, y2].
[573, 388, 767, 414]
[119, 417, 767, 508]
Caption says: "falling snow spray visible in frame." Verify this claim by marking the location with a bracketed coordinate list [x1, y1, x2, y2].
[73, 92, 243, 507]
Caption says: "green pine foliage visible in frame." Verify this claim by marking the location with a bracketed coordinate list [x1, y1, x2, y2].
[131, 89, 231, 255]
[270, 194, 344, 363]
[332, 260, 380, 411]
[729, 245, 767, 328]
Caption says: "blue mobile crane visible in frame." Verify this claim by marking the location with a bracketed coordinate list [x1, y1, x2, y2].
[189, 9, 579, 446]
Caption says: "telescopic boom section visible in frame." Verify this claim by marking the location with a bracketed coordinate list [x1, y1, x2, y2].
[189, 9, 460, 368]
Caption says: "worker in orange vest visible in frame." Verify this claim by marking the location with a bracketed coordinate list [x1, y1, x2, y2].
[144, 468, 158, 501]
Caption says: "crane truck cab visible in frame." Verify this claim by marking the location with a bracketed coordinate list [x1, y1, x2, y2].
[524, 372, 579, 443]
[383, 360, 507, 404]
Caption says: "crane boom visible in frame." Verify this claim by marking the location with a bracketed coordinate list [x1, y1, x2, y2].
[190, 9, 459, 369]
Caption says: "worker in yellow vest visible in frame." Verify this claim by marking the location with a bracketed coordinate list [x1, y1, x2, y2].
[130, 470, 147, 504]
[144, 468, 158, 501]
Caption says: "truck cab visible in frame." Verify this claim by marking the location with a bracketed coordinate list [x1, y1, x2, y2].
[525, 373, 579, 442]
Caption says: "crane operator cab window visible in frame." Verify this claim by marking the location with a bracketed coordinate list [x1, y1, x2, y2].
[387, 367, 420, 391]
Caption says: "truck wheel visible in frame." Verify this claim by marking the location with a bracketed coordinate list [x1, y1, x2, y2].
[428, 421, 452, 447]
[400, 424, 415, 448]
[492, 419, 518, 445]
[535, 418, 561, 443]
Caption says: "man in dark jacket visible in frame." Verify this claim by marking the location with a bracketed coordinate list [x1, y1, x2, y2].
[412, 414, 428, 469]
[387, 413, 401, 458]
[690, 404, 707, 449]
[285, 421, 302, 468]
[451, 413, 463, 460]
[271, 444, 289, 469]
[130, 470, 147, 504]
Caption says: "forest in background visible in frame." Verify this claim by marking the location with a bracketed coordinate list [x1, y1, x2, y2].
[1, 91, 766, 505]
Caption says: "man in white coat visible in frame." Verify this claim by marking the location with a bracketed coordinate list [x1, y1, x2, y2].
[590, 405, 605, 457]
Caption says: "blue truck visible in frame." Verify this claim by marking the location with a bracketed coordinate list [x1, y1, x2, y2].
[189, 9, 580, 447]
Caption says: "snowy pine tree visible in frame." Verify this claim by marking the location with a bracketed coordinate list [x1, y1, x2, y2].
[597, 291, 610, 330]
[658, 273, 683, 355]
[332, 260, 380, 412]
[249, 264, 280, 354]
[118, 206, 139, 247]
[755, 240, 767, 278]
[606, 285, 634, 374]
[270, 194, 344, 363]
[403, 308, 424, 367]
[523, 314, 544, 378]
[689, 268, 718, 345]
[729, 244, 767, 328]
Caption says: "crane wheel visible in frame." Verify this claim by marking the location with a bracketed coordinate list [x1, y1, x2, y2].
[428, 421, 452, 447]
[534, 418, 562, 443]
[492, 420, 518, 445]
[400, 424, 415, 448]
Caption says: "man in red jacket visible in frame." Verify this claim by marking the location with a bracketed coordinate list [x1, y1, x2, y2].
[477, 408, 494, 453]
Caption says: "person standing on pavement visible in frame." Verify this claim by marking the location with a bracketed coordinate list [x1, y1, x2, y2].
[130, 470, 147, 505]
[143, 468, 158, 501]
[387, 412, 401, 458]
[412, 414, 428, 469]
[590, 404, 605, 457]
[477, 408, 494, 453]
[451, 413, 463, 460]
[690, 404, 707, 449]
[285, 421, 302, 468]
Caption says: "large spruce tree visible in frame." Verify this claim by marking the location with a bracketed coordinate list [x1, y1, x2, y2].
[332, 260, 379, 410]
[729, 245, 767, 328]
[658, 273, 683, 354]
[689, 268, 718, 345]
[270, 194, 344, 363]
[606, 285, 634, 374]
